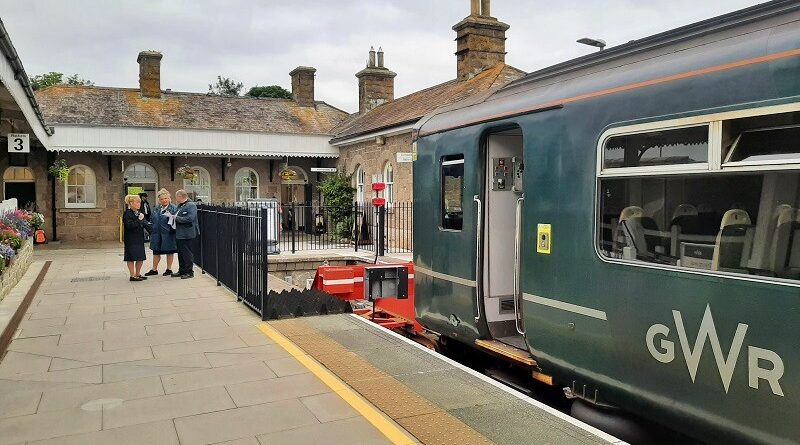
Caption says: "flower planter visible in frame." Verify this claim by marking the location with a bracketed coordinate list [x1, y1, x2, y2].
[0, 238, 33, 303]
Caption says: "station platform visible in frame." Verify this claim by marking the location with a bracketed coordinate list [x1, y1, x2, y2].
[266, 314, 625, 445]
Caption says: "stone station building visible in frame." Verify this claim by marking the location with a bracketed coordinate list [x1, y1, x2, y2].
[31, 53, 347, 241]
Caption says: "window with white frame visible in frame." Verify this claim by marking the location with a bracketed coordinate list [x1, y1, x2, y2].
[235, 167, 259, 203]
[354, 165, 365, 203]
[597, 106, 800, 285]
[183, 167, 211, 203]
[65, 165, 97, 208]
[383, 162, 394, 206]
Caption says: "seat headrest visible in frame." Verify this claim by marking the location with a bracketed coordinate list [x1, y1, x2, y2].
[720, 209, 752, 228]
[774, 205, 796, 226]
[619, 206, 644, 222]
[672, 204, 698, 221]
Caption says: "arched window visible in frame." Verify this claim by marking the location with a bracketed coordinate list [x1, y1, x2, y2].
[65, 165, 97, 208]
[3, 167, 34, 182]
[354, 165, 365, 203]
[383, 162, 394, 206]
[235, 167, 259, 203]
[183, 167, 211, 203]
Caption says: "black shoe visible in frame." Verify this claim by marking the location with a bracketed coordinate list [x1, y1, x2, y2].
[163, 269, 173, 276]
[144, 270, 158, 276]
[171, 272, 182, 277]
[180, 273, 194, 279]
[129, 276, 144, 282]
[137, 275, 148, 280]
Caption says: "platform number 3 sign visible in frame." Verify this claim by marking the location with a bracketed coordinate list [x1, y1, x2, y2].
[7, 133, 30, 153]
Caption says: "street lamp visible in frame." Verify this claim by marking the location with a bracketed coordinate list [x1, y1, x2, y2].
[577, 37, 606, 51]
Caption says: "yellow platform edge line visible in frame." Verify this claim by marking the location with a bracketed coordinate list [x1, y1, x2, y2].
[257, 322, 418, 445]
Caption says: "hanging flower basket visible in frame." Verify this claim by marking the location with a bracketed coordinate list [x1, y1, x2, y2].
[47, 159, 70, 183]
[176, 165, 195, 180]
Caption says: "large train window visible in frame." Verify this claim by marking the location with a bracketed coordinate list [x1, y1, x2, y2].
[598, 108, 800, 284]
[441, 155, 464, 230]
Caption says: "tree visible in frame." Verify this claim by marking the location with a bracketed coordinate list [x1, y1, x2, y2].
[245, 85, 292, 99]
[208, 76, 243, 96]
[30, 72, 94, 90]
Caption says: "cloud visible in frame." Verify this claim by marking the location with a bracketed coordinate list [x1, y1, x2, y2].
[1, 0, 761, 112]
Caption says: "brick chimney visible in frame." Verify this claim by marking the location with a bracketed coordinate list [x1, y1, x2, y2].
[453, 0, 509, 81]
[355, 47, 396, 114]
[289, 66, 316, 107]
[137, 51, 162, 99]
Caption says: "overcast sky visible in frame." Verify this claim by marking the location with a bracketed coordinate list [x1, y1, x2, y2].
[2, 0, 763, 113]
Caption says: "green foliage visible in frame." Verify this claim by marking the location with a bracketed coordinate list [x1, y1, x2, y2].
[245, 85, 292, 99]
[318, 171, 356, 239]
[48, 159, 70, 183]
[30, 72, 93, 90]
[208, 76, 243, 96]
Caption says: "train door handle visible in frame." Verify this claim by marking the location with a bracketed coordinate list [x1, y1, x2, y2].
[513, 195, 525, 335]
[473, 195, 482, 322]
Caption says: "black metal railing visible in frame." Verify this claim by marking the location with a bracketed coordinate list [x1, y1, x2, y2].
[192, 204, 270, 319]
[197, 200, 413, 256]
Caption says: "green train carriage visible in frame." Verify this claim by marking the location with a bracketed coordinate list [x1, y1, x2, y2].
[411, 2, 800, 444]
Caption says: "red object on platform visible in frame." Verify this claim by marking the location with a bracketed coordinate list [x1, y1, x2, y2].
[371, 182, 386, 191]
[371, 197, 386, 207]
[312, 262, 422, 335]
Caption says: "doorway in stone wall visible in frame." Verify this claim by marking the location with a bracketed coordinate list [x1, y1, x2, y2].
[123, 162, 158, 197]
[3, 167, 36, 210]
[279, 166, 309, 230]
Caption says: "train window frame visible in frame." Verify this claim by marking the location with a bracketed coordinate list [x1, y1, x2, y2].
[440, 155, 465, 232]
[595, 101, 800, 288]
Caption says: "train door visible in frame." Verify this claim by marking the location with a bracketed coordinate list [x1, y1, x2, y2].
[483, 128, 526, 349]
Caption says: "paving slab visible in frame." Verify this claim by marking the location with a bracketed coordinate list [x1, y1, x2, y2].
[102, 386, 236, 429]
[26, 419, 180, 445]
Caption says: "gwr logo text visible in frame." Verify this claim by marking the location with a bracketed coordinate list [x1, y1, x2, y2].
[646, 305, 784, 396]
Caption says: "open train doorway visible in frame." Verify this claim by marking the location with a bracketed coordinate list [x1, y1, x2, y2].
[483, 127, 526, 350]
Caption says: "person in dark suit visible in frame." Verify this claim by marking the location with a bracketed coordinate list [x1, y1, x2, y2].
[172, 189, 199, 279]
[122, 194, 152, 282]
[139, 192, 152, 242]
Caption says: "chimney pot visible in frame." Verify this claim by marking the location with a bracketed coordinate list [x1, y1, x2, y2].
[355, 48, 396, 114]
[289, 66, 316, 107]
[452, 1, 509, 81]
[137, 50, 162, 98]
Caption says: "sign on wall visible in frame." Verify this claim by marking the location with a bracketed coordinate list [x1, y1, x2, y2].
[7, 133, 30, 153]
[396, 152, 413, 163]
[310, 167, 337, 173]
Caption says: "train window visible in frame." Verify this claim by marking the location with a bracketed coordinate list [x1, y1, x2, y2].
[441, 155, 464, 230]
[598, 171, 800, 283]
[722, 111, 800, 164]
[603, 126, 709, 169]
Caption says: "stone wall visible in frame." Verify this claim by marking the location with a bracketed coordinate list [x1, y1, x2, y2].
[337, 132, 413, 203]
[0, 239, 33, 303]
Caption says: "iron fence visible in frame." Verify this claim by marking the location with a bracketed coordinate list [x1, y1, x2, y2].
[192, 204, 269, 319]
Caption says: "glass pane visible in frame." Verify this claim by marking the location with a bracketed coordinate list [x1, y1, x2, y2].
[598, 171, 800, 282]
[604, 126, 709, 169]
[441, 156, 464, 230]
[729, 126, 800, 162]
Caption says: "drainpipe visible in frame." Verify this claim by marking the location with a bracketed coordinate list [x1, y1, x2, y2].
[46, 151, 57, 241]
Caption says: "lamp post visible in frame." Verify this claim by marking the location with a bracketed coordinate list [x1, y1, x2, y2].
[577, 37, 606, 51]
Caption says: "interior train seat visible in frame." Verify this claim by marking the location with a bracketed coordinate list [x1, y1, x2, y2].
[617, 206, 663, 259]
[670, 204, 699, 256]
[770, 205, 800, 278]
[711, 209, 754, 272]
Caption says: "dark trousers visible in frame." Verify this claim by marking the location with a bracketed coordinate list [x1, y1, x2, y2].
[176, 238, 194, 275]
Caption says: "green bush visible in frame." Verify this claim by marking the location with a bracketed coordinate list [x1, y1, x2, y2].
[318, 171, 356, 240]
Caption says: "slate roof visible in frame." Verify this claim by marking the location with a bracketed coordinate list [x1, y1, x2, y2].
[331, 63, 525, 142]
[35, 85, 349, 135]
